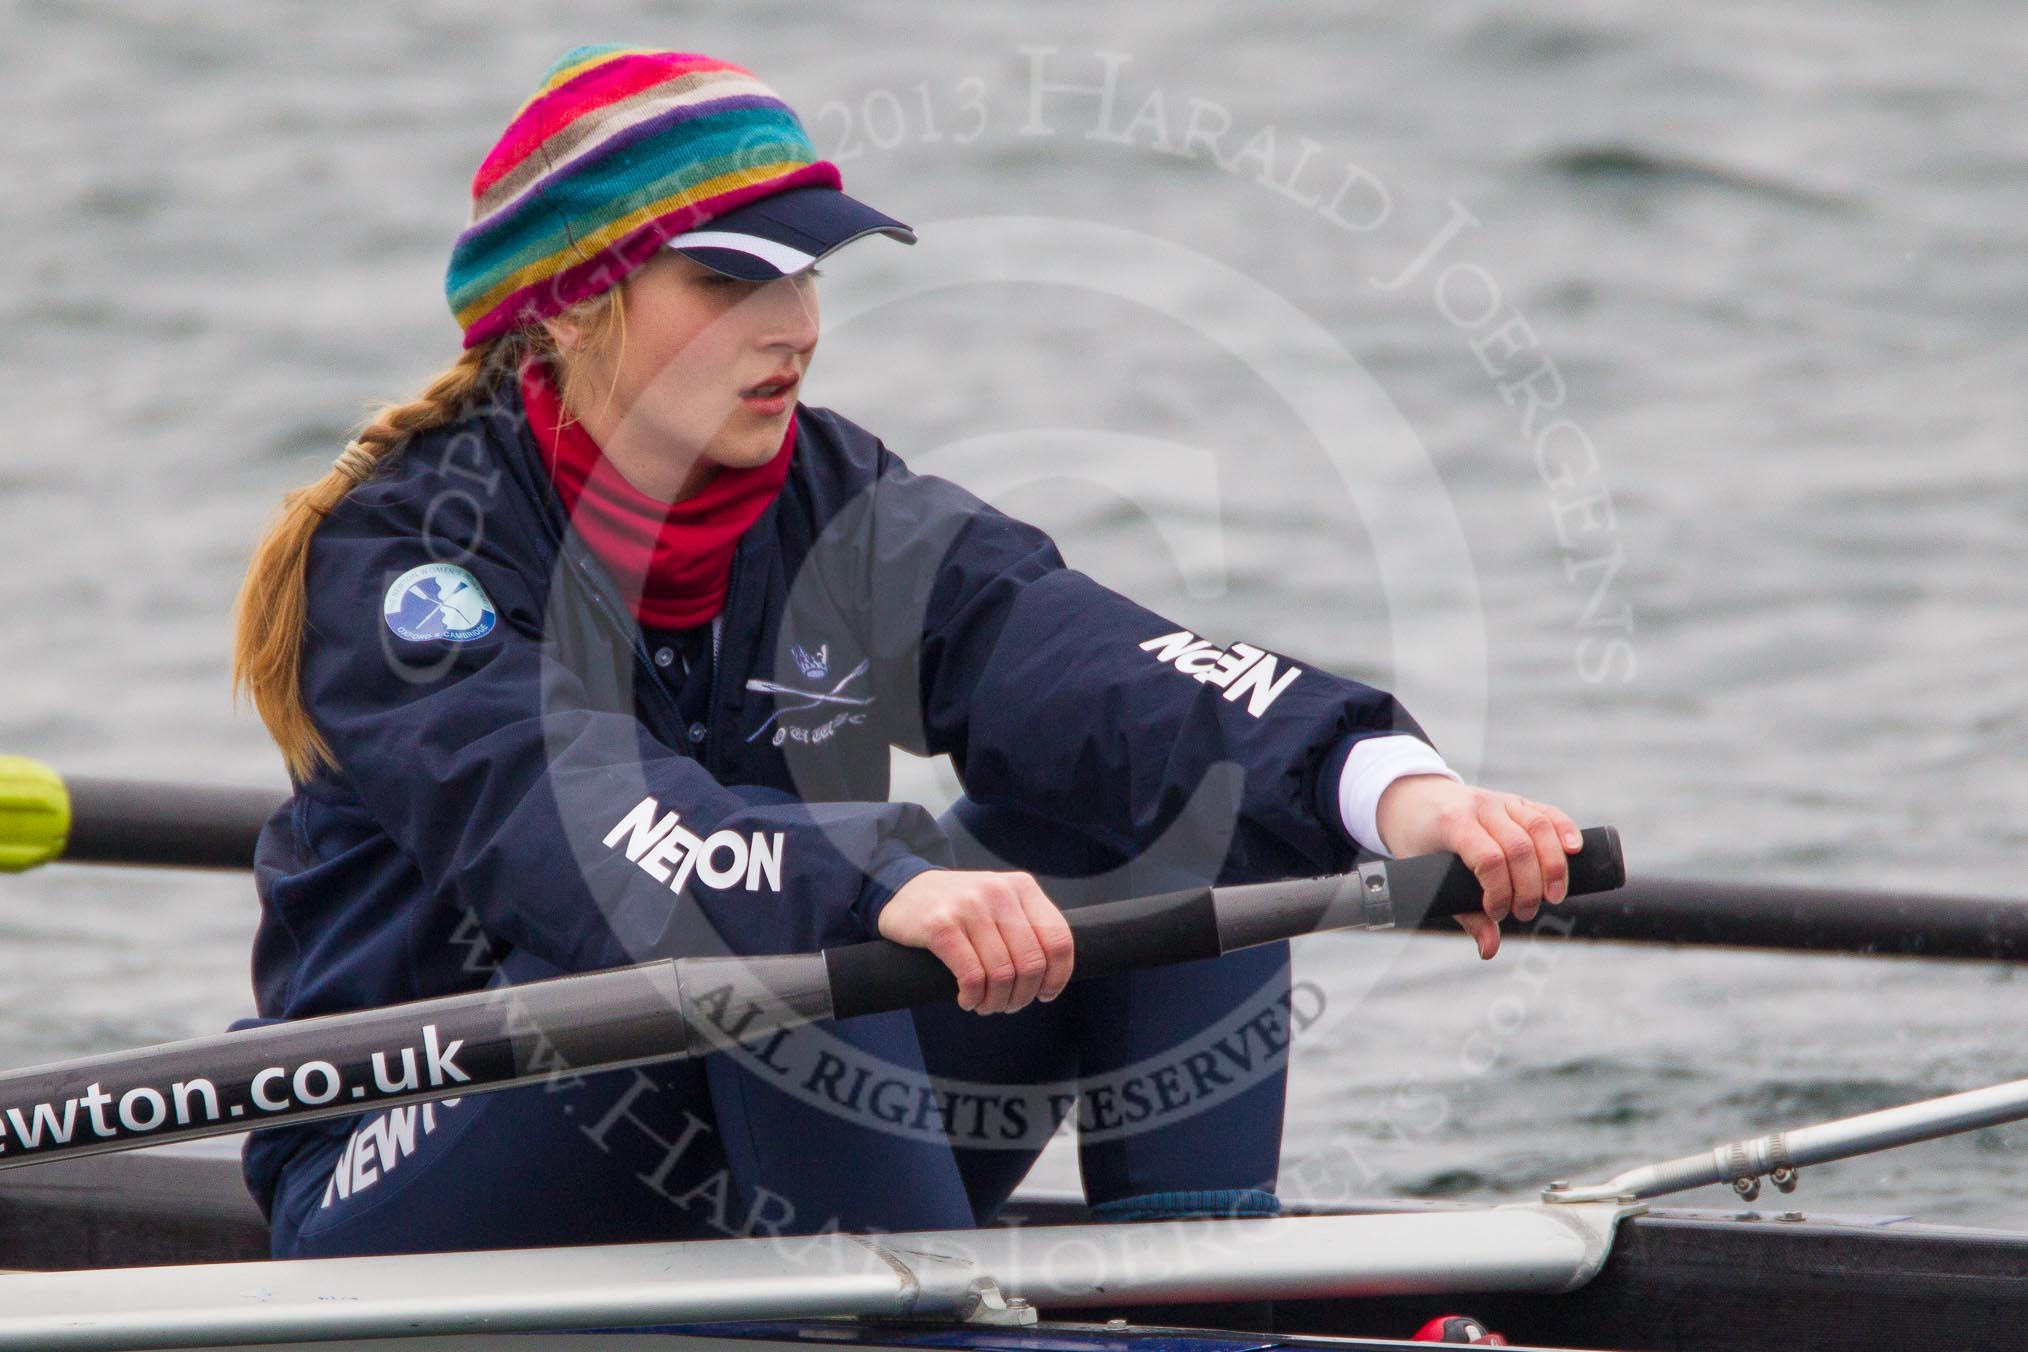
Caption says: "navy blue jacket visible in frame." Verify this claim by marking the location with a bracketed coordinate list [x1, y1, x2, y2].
[242, 375, 1428, 1212]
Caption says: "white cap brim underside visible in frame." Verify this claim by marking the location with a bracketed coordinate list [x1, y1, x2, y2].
[664, 230, 819, 274]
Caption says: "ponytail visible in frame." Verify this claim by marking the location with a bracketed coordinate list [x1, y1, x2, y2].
[232, 341, 506, 781]
[234, 286, 629, 782]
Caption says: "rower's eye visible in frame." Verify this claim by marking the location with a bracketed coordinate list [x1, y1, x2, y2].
[697, 269, 819, 292]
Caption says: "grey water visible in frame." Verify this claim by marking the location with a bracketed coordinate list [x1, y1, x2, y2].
[2, 1, 2024, 1227]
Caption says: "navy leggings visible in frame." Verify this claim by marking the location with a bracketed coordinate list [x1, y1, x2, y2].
[267, 800, 1291, 1256]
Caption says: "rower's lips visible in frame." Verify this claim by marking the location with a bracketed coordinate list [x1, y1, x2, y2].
[740, 372, 800, 399]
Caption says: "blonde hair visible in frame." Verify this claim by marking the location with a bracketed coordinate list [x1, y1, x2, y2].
[234, 288, 629, 782]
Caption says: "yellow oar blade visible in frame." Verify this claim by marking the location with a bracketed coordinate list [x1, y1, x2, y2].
[0, 756, 71, 873]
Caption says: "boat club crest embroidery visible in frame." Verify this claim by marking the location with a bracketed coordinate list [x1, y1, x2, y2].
[382, 564, 497, 643]
[746, 644, 872, 745]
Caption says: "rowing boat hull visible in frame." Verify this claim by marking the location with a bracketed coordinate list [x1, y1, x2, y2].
[3, 1144, 2024, 1351]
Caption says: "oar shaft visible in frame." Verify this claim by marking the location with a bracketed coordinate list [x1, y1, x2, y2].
[0, 955, 820, 1172]
[1481, 878, 2028, 962]
[0, 829, 1625, 1171]
[61, 777, 283, 870]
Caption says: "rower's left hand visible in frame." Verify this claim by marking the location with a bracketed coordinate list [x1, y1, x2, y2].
[1373, 777, 1584, 960]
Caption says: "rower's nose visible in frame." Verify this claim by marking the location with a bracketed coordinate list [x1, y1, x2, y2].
[756, 272, 820, 355]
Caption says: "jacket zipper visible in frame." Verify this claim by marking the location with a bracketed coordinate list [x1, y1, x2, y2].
[701, 550, 740, 773]
[570, 552, 689, 744]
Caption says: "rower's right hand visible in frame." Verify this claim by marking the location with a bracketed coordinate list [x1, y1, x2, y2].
[878, 869, 1075, 1014]
[1374, 776, 1584, 961]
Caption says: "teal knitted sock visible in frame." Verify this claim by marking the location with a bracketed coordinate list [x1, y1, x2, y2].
[1089, 1188, 1282, 1222]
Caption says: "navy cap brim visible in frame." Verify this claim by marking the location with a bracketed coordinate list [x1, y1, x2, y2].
[669, 186, 916, 281]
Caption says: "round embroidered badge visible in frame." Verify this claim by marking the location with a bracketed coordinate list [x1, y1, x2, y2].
[382, 563, 497, 643]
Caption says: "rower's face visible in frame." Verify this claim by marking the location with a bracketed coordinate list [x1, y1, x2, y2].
[569, 251, 820, 471]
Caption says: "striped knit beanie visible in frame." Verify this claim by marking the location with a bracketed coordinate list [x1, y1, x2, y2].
[446, 46, 849, 348]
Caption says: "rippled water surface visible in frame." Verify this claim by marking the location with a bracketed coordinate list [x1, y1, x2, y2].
[2, 2, 2024, 1225]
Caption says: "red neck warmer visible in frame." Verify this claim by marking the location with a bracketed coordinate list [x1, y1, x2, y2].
[519, 359, 794, 629]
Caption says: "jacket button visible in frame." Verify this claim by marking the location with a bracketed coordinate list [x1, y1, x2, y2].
[653, 647, 676, 669]
[688, 722, 707, 743]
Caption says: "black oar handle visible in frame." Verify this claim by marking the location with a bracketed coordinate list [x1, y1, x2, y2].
[826, 884, 1224, 1019]
[825, 826, 1625, 1018]
[1409, 824, 1626, 919]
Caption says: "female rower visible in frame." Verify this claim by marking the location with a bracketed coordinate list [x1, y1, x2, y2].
[231, 46, 1584, 1257]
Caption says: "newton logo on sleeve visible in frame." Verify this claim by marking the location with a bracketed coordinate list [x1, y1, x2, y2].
[382, 564, 497, 643]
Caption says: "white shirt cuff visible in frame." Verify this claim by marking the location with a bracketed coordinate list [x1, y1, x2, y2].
[1337, 734, 1461, 857]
